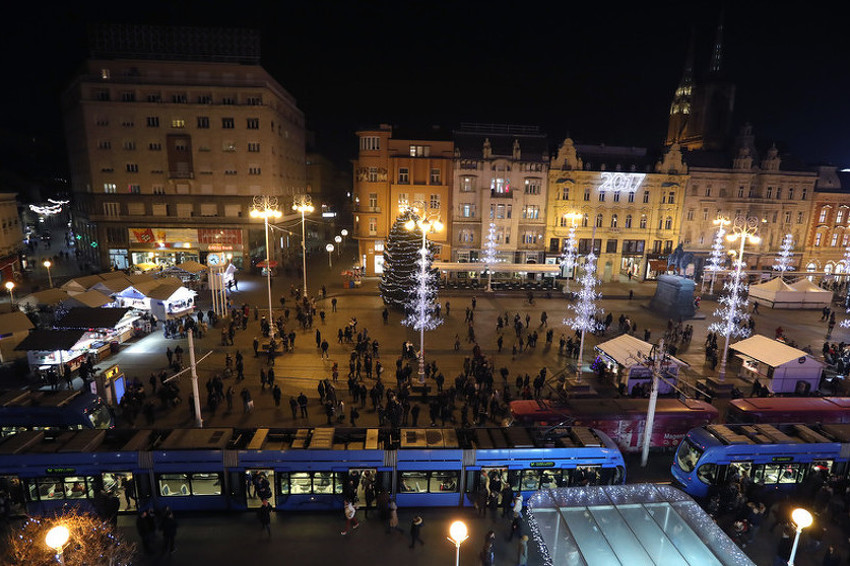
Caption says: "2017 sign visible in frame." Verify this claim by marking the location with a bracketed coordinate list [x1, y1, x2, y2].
[598, 172, 646, 192]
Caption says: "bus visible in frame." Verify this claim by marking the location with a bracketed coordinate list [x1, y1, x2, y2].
[727, 396, 850, 424]
[671, 423, 850, 498]
[0, 389, 113, 437]
[509, 398, 719, 452]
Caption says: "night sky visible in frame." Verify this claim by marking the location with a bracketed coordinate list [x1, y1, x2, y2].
[2, 1, 848, 175]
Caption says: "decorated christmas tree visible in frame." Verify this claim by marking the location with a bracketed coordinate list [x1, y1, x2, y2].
[402, 243, 442, 333]
[481, 222, 500, 291]
[708, 254, 751, 376]
[772, 233, 795, 277]
[380, 208, 425, 308]
[564, 249, 603, 380]
[560, 223, 578, 291]
[704, 222, 728, 294]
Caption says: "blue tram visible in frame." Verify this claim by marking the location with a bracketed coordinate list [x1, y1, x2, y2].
[671, 423, 850, 498]
[0, 425, 625, 515]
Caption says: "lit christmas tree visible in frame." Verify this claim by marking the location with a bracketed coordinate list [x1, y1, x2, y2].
[704, 222, 728, 294]
[402, 245, 442, 333]
[840, 246, 850, 328]
[481, 222, 500, 291]
[772, 233, 795, 277]
[560, 222, 578, 292]
[380, 208, 425, 308]
[564, 247, 604, 381]
[708, 254, 751, 375]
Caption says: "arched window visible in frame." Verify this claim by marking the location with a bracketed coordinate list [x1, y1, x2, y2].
[596, 213, 604, 228]
[625, 214, 632, 228]
[611, 214, 618, 228]
[819, 207, 828, 223]
[581, 213, 589, 227]
[664, 216, 673, 230]
[668, 191, 675, 204]
[639, 215, 647, 229]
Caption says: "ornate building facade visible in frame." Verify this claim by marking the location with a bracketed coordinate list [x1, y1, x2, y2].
[546, 140, 688, 282]
[351, 125, 453, 276]
[802, 166, 850, 276]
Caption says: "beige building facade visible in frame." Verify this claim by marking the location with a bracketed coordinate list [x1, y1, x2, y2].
[801, 166, 850, 276]
[62, 25, 306, 270]
[0, 193, 23, 284]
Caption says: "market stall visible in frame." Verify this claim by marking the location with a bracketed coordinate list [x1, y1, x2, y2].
[788, 278, 833, 309]
[730, 334, 825, 394]
[14, 328, 89, 374]
[54, 307, 140, 347]
[61, 274, 108, 296]
[748, 277, 799, 308]
[114, 277, 196, 321]
[594, 334, 688, 395]
[62, 289, 115, 309]
[0, 311, 35, 363]
[17, 288, 70, 311]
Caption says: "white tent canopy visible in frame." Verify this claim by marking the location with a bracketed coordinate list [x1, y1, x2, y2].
[748, 277, 800, 308]
[595, 334, 688, 368]
[730, 334, 824, 393]
[788, 278, 833, 308]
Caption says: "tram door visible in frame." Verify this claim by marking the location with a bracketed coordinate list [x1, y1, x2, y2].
[347, 468, 378, 508]
[245, 469, 275, 508]
[101, 472, 137, 513]
[569, 466, 602, 487]
[0, 475, 26, 515]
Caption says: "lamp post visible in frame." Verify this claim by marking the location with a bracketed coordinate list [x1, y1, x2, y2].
[334, 235, 342, 257]
[447, 520, 468, 566]
[250, 196, 283, 340]
[45, 524, 70, 565]
[326, 243, 334, 268]
[43, 260, 53, 288]
[292, 195, 315, 299]
[340, 228, 348, 248]
[5, 281, 14, 312]
[717, 215, 761, 381]
[404, 211, 444, 384]
[788, 508, 813, 566]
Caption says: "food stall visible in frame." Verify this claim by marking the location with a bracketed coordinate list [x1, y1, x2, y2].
[0, 311, 35, 363]
[62, 289, 114, 309]
[594, 334, 688, 395]
[114, 277, 196, 321]
[341, 268, 363, 288]
[15, 329, 89, 374]
[17, 288, 71, 312]
[54, 307, 140, 349]
[730, 334, 825, 394]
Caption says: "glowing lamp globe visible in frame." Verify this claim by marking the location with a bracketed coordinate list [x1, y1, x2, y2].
[335, 236, 342, 244]
[46, 525, 70, 551]
[326, 244, 334, 253]
[341, 229, 348, 237]
[792, 508, 813, 529]
[404, 220, 416, 231]
[4, 281, 13, 291]
[449, 520, 468, 544]
[43, 260, 51, 268]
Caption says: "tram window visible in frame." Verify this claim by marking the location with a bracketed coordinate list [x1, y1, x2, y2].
[277, 472, 290, 495]
[675, 440, 703, 473]
[728, 462, 752, 482]
[429, 471, 459, 493]
[399, 472, 428, 493]
[540, 470, 562, 489]
[520, 470, 540, 491]
[290, 473, 312, 494]
[810, 460, 833, 477]
[159, 474, 190, 496]
[34, 478, 64, 500]
[697, 464, 717, 485]
[759, 464, 804, 485]
[313, 472, 334, 494]
[335, 472, 346, 495]
[64, 476, 95, 499]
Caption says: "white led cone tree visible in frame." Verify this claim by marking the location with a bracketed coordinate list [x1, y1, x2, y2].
[772, 233, 795, 278]
[564, 246, 603, 381]
[704, 220, 729, 294]
[481, 222, 500, 292]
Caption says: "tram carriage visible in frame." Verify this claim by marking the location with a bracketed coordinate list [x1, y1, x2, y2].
[0, 425, 625, 515]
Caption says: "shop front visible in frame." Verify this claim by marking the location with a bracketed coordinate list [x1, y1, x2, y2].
[54, 307, 141, 346]
[128, 228, 245, 269]
[16, 329, 94, 374]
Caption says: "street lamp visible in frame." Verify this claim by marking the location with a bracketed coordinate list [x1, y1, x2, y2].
[717, 215, 761, 381]
[45, 524, 70, 565]
[292, 195, 315, 299]
[43, 260, 53, 288]
[334, 235, 342, 257]
[4, 281, 14, 312]
[404, 211, 444, 384]
[788, 508, 813, 566]
[325, 243, 334, 268]
[250, 196, 283, 339]
[447, 520, 468, 566]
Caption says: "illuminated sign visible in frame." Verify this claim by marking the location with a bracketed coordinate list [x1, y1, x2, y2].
[598, 172, 646, 192]
[46, 467, 76, 475]
[529, 462, 556, 468]
[772, 456, 794, 463]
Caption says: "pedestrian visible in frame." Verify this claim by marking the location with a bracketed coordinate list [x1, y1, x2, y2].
[409, 515, 424, 548]
[298, 392, 309, 418]
[341, 499, 359, 535]
[508, 512, 522, 541]
[258, 499, 272, 537]
[332, 297, 338, 312]
[480, 540, 495, 566]
[160, 508, 178, 555]
[350, 406, 359, 427]
[289, 396, 298, 419]
[387, 498, 404, 534]
[136, 509, 157, 554]
[253, 337, 259, 357]
[273, 384, 282, 407]
[517, 535, 529, 566]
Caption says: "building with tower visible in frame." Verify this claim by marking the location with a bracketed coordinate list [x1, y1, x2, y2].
[62, 24, 306, 270]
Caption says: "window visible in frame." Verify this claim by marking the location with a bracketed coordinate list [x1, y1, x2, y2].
[788, 189, 794, 200]
[368, 217, 377, 235]
[643, 191, 649, 203]
[581, 214, 588, 227]
[247, 118, 259, 129]
[94, 88, 110, 101]
[611, 214, 618, 228]
[246, 96, 262, 105]
[128, 184, 141, 194]
[197, 116, 210, 128]
[123, 140, 136, 150]
[838, 210, 846, 224]
[147, 93, 161, 102]
[397, 193, 408, 208]
[458, 230, 474, 244]
[559, 216, 569, 227]
[797, 212, 804, 224]
[153, 185, 165, 195]
[200, 204, 218, 217]
[176, 204, 193, 218]
[430, 168, 441, 185]
[360, 136, 380, 151]
[103, 183, 117, 193]
[748, 187, 755, 198]
[398, 168, 409, 184]
[784, 211, 792, 224]
[815, 233, 822, 247]
[158, 473, 222, 496]
[524, 179, 541, 195]
[121, 118, 134, 127]
[627, 191, 635, 203]
[523, 205, 540, 220]
[767, 187, 773, 198]
[429, 194, 441, 209]
[247, 142, 260, 152]
[583, 189, 591, 201]
[819, 208, 828, 223]
[621, 240, 645, 255]
[27, 476, 96, 501]
[832, 233, 839, 247]
[285, 472, 343, 495]
[491, 178, 509, 194]
[149, 142, 162, 151]
[578, 239, 602, 255]
[98, 140, 111, 150]
[606, 239, 617, 253]
[221, 96, 235, 105]
[596, 213, 603, 228]
[368, 168, 378, 182]
[460, 204, 476, 218]
[409, 145, 430, 157]
[598, 191, 606, 202]
[248, 166, 261, 175]
[460, 176, 475, 192]
[522, 232, 539, 245]
[152, 204, 167, 216]
[171, 119, 185, 128]
[661, 192, 667, 204]
[171, 93, 188, 103]
[802, 189, 808, 200]
[664, 216, 673, 230]
[625, 215, 632, 228]
[126, 163, 139, 173]
[668, 191, 675, 204]
[705, 187, 712, 197]
[686, 209, 694, 221]
[146, 117, 159, 127]
[772, 212, 778, 223]
[222, 118, 235, 129]
[368, 193, 378, 209]
[639, 215, 647, 229]
[103, 202, 120, 217]
[776, 188, 782, 199]
[398, 471, 458, 493]
[560, 186, 569, 200]
[738, 186, 745, 198]
[197, 94, 212, 104]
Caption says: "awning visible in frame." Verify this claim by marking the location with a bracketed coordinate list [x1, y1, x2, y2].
[15, 329, 87, 351]
[54, 307, 132, 330]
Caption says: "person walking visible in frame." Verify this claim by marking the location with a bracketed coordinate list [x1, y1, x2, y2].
[273, 384, 282, 407]
[289, 396, 298, 419]
[517, 535, 529, 566]
[258, 499, 272, 537]
[160, 508, 178, 555]
[386, 498, 404, 534]
[341, 499, 359, 535]
[409, 516, 424, 548]
[298, 392, 309, 418]
[136, 509, 157, 554]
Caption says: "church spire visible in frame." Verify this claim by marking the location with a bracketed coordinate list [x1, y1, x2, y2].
[709, 11, 725, 74]
[665, 29, 696, 147]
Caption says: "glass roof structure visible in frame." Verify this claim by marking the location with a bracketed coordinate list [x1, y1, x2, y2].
[527, 484, 754, 566]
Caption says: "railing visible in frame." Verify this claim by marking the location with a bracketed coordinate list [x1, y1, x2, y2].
[490, 190, 513, 199]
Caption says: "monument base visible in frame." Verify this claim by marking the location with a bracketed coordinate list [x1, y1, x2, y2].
[564, 378, 598, 398]
[699, 376, 734, 399]
[649, 274, 696, 320]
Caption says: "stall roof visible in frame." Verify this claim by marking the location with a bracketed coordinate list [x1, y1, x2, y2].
[730, 334, 824, 367]
[91, 276, 134, 294]
[54, 307, 132, 330]
[174, 260, 208, 274]
[15, 329, 87, 351]
[432, 261, 560, 273]
[595, 334, 688, 368]
[789, 278, 832, 293]
[125, 273, 156, 285]
[0, 311, 35, 333]
[750, 277, 795, 292]
[64, 289, 113, 308]
[20, 288, 71, 307]
[61, 274, 105, 292]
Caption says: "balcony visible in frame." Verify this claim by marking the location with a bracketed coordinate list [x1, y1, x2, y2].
[490, 190, 513, 199]
[169, 171, 195, 179]
[355, 205, 382, 214]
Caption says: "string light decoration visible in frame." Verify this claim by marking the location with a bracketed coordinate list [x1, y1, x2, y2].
[704, 217, 730, 294]
[29, 199, 69, 217]
[709, 215, 761, 380]
[564, 246, 604, 381]
[560, 213, 581, 292]
[5, 511, 135, 565]
[772, 233, 795, 277]
[380, 208, 425, 308]
[402, 242, 442, 334]
[481, 222, 501, 292]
